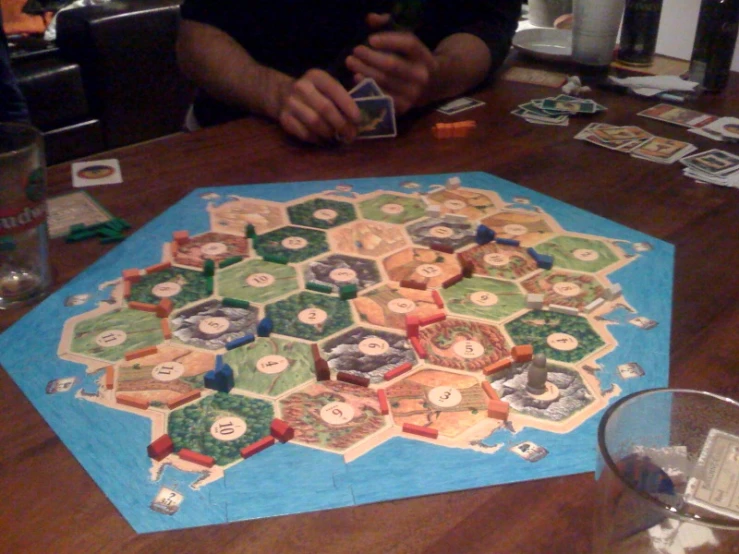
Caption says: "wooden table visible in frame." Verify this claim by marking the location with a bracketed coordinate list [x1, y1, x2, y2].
[2, 56, 738, 553]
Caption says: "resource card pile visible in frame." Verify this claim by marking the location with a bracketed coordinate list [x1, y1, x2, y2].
[679, 149, 739, 189]
[575, 123, 697, 164]
[512, 94, 606, 126]
[687, 116, 739, 143]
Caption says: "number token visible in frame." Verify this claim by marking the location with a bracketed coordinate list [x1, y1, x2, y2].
[329, 268, 357, 283]
[381, 203, 404, 215]
[201, 242, 228, 256]
[152, 282, 182, 298]
[246, 273, 275, 288]
[452, 339, 485, 359]
[198, 317, 230, 335]
[282, 236, 308, 250]
[210, 417, 247, 441]
[320, 401, 355, 425]
[151, 361, 185, 382]
[503, 224, 527, 236]
[388, 298, 417, 314]
[428, 386, 462, 408]
[298, 308, 328, 325]
[483, 253, 509, 267]
[546, 332, 579, 351]
[314, 209, 338, 221]
[95, 330, 127, 347]
[553, 282, 582, 297]
[573, 248, 599, 261]
[415, 264, 442, 278]
[429, 226, 454, 238]
[358, 337, 390, 356]
[256, 355, 289, 374]
[471, 291, 498, 307]
[444, 199, 466, 210]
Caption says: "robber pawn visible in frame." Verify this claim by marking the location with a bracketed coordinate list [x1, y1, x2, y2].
[527, 353, 549, 395]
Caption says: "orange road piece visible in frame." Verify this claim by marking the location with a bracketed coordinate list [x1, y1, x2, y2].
[104, 366, 115, 390]
[170, 241, 179, 257]
[124, 345, 158, 361]
[402, 422, 439, 439]
[128, 301, 158, 313]
[336, 371, 370, 387]
[178, 448, 215, 468]
[419, 312, 446, 326]
[410, 336, 427, 359]
[240, 436, 275, 460]
[116, 394, 150, 410]
[431, 290, 444, 309]
[156, 298, 174, 318]
[483, 357, 513, 376]
[487, 399, 510, 421]
[123, 279, 131, 299]
[145, 261, 171, 274]
[172, 230, 189, 244]
[432, 120, 476, 139]
[511, 344, 534, 363]
[481, 381, 500, 401]
[405, 314, 420, 338]
[122, 268, 141, 283]
[377, 390, 390, 415]
[167, 389, 201, 410]
[384, 362, 413, 381]
[161, 318, 172, 339]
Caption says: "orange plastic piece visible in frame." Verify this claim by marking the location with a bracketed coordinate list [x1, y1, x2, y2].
[384, 362, 413, 381]
[402, 422, 439, 439]
[377, 390, 390, 415]
[511, 344, 534, 363]
[123, 279, 131, 299]
[431, 290, 444, 308]
[167, 389, 201, 410]
[172, 230, 189, 244]
[156, 298, 173, 318]
[145, 261, 172, 274]
[128, 301, 158, 313]
[419, 312, 446, 326]
[124, 345, 158, 361]
[178, 448, 215, 468]
[160, 318, 172, 339]
[432, 120, 476, 139]
[122, 268, 141, 283]
[410, 336, 427, 359]
[483, 357, 513, 376]
[116, 394, 150, 410]
[481, 381, 500, 400]
[487, 399, 510, 421]
[240, 436, 275, 460]
[104, 366, 114, 390]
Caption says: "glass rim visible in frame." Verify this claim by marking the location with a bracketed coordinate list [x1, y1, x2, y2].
[598, 387, 739, 530]
[0, 122, 42, 159]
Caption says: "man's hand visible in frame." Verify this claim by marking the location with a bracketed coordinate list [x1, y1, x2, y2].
[277, 69, 361, 144]
[345, 13, 439, 115]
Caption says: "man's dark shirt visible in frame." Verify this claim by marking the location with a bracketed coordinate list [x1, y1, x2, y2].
[0, 12, 31, 123]
[180, 0, 521, 126]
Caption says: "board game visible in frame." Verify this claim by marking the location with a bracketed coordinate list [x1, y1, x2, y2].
[0, 172, 674, 533]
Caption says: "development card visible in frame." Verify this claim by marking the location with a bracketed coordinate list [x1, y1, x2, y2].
[47, 190, 114, 239]
[356, 96, 397, 139]
[349, 77, 383, 99]
[684, 428, 739, 521]
[637, 104, 717, 129]
[541, 95, 597, 114]
[679, 149, 739, 176]
[72, 159, 123, 188]
[436, 97, 485, 115]
[630, 137, 697, 164]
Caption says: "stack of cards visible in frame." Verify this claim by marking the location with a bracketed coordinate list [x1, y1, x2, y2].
[688, 116, 739, 143]
[512, 94, 606, 126]
[576, 123, 697, 164]
[349, 78, 397, 139]
[679, 149, 739, 189]
[436, 97, 486, 116]
[638, 104, 717, 130]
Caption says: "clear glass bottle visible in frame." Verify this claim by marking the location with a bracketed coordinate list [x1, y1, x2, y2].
[0, 123, 51, 309]
[688, 0, 739, 92]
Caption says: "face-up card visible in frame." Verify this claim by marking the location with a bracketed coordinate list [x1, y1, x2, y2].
[630, 137, 697, 164]
[501, 67, 568, 88]
[46, 190, 113, 239]
[72, 159, 123, 188]
[701, 117, 739, 141]
[680, 149, 739, 176]
[436, 97, 485, 115]
[356, 96, 397, 139]
[541, 97, 597, 115]
[349, 77, 383, 99]
[638, 104, 717, 129]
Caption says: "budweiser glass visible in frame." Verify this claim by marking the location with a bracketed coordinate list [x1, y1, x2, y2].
[0, 123, 51, 309]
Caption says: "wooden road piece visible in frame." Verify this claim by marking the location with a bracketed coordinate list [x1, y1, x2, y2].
[160, 318, 172, 339]
[156, 298, 174, 318]
[402, 422, 439, 439]
[442, 273, 464, 289]
[121, 268, 141, 283]
[410, 336, 427, 359]
[336, 372, 370, 387]
[399, 279, 427, 291]
[240, 436, 276, 460]
[147, 434, 174, 461]
[124, 345, 158, 361]
[128, 301, 158, 313]
[104, 366, 114, 390]
[431, 290, 444, 308]
[377, 390, 390, 415]
[178, 448, 215, 468]
[483, 357, 513, 376]
[145, 261, 171, 274]
[419, 312, 446, 327]
[172, 230, 189, 244]
[116, 394, 150, 410]
[166, 389, 201, 410]
[481, 381, 500, 400]
[487, 399, 510, 421]
[383, 362, 413, 381]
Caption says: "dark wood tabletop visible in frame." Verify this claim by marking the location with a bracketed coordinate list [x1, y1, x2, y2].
[2, 53, 738, 554]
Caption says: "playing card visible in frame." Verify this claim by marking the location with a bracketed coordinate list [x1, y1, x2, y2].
[637, 104, 717, 129]
[72, 159, 123, 188]
[630, 137, 697, 164]
[436, 97, 485, 115]
[700, 117, 739, 142]
[679, 148, 739, 176]
[501, 67, 568, 88]
[541, 96, 597, 115]
[46, 190, 113, 239]
[356, 96, 397, 139]
[349, 77, 383, 99]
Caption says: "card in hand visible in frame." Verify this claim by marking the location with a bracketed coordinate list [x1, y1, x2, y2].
[356, 96, 397, 139]
[349, 77, 384, 99]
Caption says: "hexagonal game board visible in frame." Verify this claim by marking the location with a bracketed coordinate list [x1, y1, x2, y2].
[0, 173, 674, 532]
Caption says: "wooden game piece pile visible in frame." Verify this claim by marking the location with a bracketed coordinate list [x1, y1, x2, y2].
[432, 120, 477, 139]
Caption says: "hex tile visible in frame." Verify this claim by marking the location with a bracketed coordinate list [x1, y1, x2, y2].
[457, 242, 539, 281]
[209, 197, 285, 235]
[330, 219, 409, 258]
[534, 235, 621, 273]
[383, 247, 461, 288]
[521, 271, 607, 311]
[441, 277, 526, 322]
[217, 259, 299, 304]
[480, 210, 558, 246]
[130, 267, 211, 309]
[254, 226, 329, 263]
[303, 254, 381, 292]
[359, 193, 426, 224]
[287, 198, 357, 229]
[405, 217, 476, 251]
[173, 232, 249, 269]
[171, 299, 259, 350]
[353, 284, 442, 331]
[265, 292, 353, 341]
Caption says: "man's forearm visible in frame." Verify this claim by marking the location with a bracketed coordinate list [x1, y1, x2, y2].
[419, 33, 492, 106]
[176, 19, 293, 120]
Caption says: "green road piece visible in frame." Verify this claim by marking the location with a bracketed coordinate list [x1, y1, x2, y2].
[263, 253, 288, 265]
[222, 297, 251, 309]
[339, 284, 358, 300]
[203, 259, 215, 276]
[219, 256, 243, 268]
[306, 281, 333, 294]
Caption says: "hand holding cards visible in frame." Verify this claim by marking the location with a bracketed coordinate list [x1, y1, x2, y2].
[348, 78, 397, 139]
